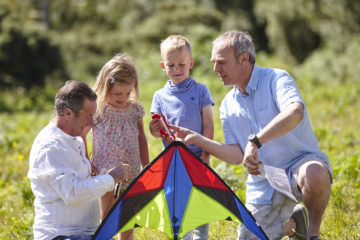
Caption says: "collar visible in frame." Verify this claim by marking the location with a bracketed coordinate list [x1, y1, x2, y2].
[247, 64, 261, 92]
[50, 120, 81, 142]
[164, 77, 195, 93]
[234, 64, 261, 96]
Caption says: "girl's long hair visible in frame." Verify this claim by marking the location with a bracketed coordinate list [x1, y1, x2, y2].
[93, 53, 139, 120]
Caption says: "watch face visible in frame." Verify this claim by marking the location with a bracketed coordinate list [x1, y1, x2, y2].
[248, 134, 255, 141]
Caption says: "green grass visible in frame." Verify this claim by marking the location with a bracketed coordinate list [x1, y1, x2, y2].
[0, 62, 359, 239]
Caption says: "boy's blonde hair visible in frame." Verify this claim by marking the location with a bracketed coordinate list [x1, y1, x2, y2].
[93, 53, 139, 118]
[160, 35, 192, 59]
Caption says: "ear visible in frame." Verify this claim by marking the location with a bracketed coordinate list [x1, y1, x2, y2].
[190, 58, 195, 69]
[239, 53, 250, 64]
[160, 61, 165, 71]
[64, 108, 73, 120]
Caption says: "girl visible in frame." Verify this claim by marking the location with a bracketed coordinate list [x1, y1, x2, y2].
[91, 54, 149, 240]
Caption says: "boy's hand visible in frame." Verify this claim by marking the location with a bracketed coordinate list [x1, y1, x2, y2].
[149, 118, 162, 138]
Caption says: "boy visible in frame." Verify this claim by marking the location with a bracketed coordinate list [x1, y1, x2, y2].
[149, 35, 214, 240]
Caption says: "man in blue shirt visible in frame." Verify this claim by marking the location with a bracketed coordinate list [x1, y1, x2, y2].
[171, 31, 332, 240]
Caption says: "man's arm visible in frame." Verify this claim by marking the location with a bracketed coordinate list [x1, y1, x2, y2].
[171, 125, 244, 165]
[257, 101, 304, 145]
[243, 101, 304, 175]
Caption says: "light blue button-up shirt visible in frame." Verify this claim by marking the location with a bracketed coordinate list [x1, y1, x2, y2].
[220, 64, 331, 204]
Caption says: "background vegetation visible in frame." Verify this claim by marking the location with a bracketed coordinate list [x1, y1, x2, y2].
[0, 0, 359, 239]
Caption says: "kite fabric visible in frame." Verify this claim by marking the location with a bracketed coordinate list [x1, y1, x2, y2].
[92, 141, 268, 240]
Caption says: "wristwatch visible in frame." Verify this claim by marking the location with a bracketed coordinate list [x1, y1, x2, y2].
[248, 134, 262, 149]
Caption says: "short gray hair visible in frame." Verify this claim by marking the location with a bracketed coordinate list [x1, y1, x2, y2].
[54, 80, 97, 116]
[213, 30, 256, 64]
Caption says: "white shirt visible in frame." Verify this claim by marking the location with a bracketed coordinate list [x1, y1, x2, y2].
[28, 121, 114, 240]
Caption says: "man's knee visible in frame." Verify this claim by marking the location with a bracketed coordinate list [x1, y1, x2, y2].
[297, 161, 331, 195]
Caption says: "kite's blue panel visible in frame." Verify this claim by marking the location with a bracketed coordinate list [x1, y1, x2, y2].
[164, 147, 193, 238]
[95, 200, 123, 240]
[234, 196, 268, 240]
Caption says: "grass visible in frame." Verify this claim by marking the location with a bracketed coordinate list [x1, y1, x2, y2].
[0, 59, 359, 239]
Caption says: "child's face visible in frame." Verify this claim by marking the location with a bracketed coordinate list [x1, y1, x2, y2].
[160, 48, 194, 85]
[106, 82, 134, 108]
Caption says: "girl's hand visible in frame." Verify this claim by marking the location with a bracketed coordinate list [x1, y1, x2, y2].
[91, 164, 99, 176]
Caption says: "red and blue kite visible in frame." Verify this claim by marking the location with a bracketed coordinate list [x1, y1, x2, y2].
[92, 141, 268, 240]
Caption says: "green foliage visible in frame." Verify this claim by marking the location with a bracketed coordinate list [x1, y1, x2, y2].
[0, 86, 58, 112]
[0, 3, 68, 89]
[0, 0, 360, 239]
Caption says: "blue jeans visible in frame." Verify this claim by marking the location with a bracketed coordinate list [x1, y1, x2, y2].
[182, 224, 209, 240]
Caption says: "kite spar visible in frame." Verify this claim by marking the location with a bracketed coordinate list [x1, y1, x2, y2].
[92, 141, 268, 240]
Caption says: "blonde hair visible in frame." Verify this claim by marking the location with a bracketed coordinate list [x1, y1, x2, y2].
[160, 35, 192, 59]
[93, 53, 139, 118]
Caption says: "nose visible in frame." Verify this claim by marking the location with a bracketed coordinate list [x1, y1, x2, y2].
[89, 116, 94, 126]
[213, 62, 220, 73]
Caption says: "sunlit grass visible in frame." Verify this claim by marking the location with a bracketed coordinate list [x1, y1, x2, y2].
[0, 66, 359, 239]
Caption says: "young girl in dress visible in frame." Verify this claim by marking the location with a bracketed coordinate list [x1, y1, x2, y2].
[91, 53, 149, 240]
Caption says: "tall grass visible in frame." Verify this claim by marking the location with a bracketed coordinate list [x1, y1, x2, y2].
[0, 53, 359, 239]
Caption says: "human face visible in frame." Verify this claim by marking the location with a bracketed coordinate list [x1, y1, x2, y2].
[68, 98, 96, 137]
[211, 42, 244, 86]
[160, 49, 194, 85]
[106, 82, 134, 109]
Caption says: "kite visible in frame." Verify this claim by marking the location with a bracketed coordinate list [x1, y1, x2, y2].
[92, 141, 268, 240]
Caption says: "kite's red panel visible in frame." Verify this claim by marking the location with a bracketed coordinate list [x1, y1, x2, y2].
[124, 147, 175, 198]
[178, 146, 229, 191]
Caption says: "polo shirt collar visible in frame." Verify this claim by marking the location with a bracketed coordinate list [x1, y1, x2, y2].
[247, 64, 261, 92]
[234, 64, 261, 95]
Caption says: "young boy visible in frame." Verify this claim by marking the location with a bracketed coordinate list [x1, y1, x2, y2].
[149, 35, 214, 240]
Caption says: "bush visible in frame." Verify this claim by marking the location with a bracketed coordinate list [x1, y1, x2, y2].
[0, 4, 68, 89]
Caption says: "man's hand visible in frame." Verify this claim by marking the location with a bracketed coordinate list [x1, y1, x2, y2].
[169, 125, 198, 145]
[107, 163, 131, 183]
[243, 141, 262, 175]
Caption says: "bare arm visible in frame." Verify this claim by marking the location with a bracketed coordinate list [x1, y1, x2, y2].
[258, 101, 304, 145]
[200, 105, 214, 164]
[138, 118, 150, 168]
[244, 101, 304, 175]
[171, 125, 244, 165]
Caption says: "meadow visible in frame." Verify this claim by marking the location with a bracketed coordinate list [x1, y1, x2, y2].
[0, 53, 359, 239]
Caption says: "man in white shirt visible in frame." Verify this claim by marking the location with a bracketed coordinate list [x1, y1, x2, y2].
[28, 80, 131, 240]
